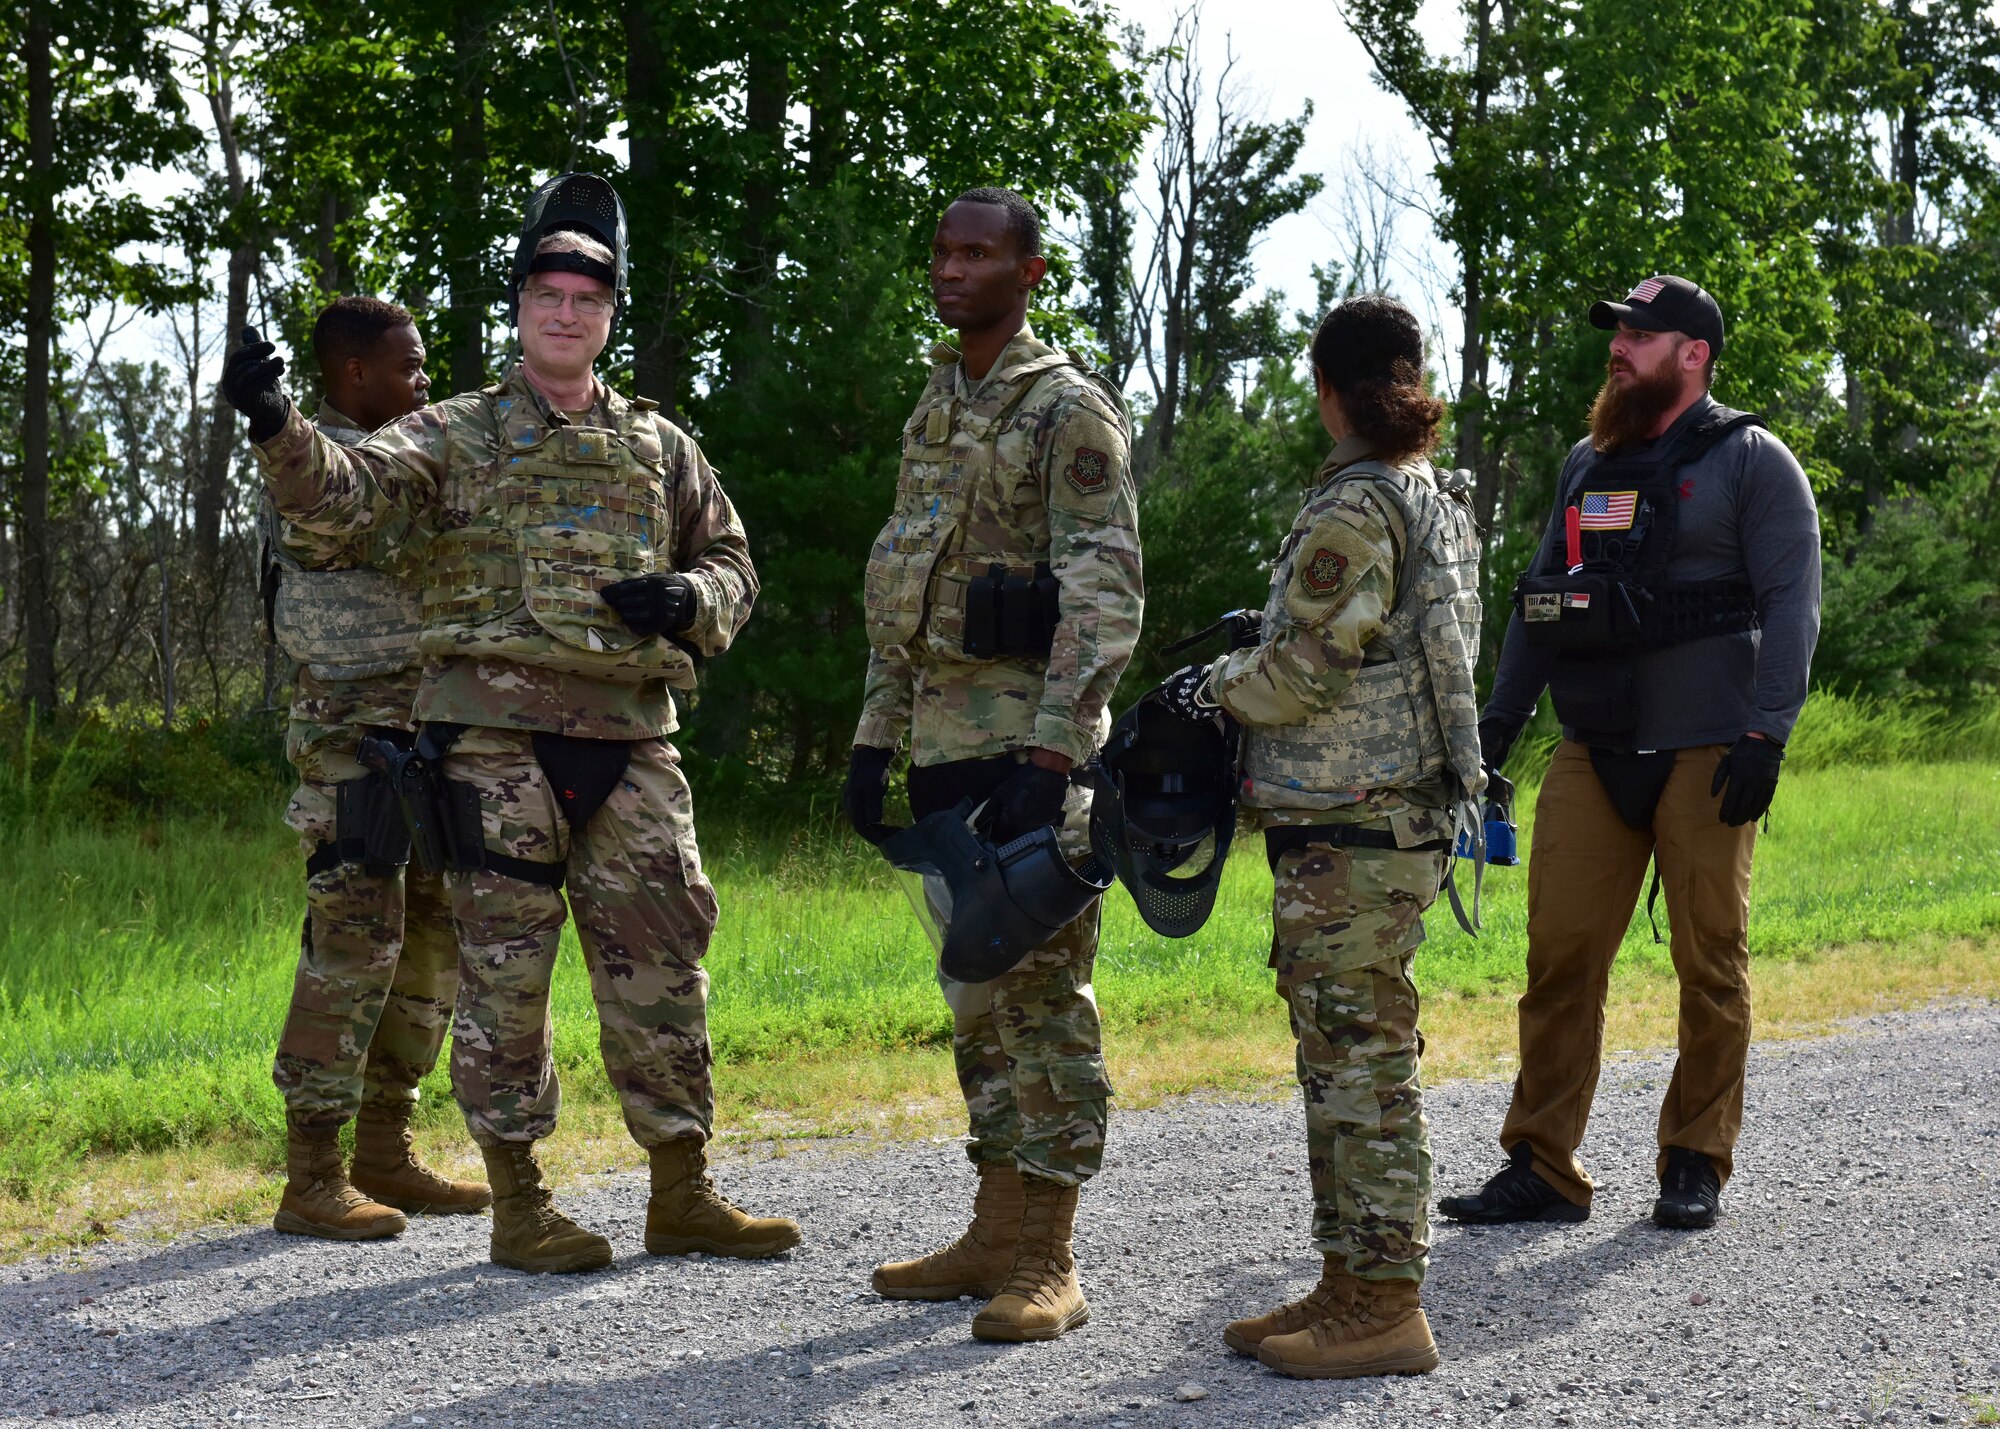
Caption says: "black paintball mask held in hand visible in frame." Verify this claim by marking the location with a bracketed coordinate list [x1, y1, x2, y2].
[600, 573, 697, 636]
[1157, 663, 1221, 724]
[843, 745, 895, 842]
[978, 762, 1072, 846]
[220, 326, 292, 443]
[1711, 734, 1784, 827]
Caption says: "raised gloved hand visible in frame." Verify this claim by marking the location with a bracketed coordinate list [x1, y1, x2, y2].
[220, 326, 291, 443]
[1158, 663, 1220, 723]
[1710, 734, 1783, 827]
[1478, 715, 1521, 776]
[842, 745, 894, 841]
[978, 762, 1071, 845]
[600, 573, 698, 636]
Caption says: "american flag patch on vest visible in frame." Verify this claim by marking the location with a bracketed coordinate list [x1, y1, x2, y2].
[1578, 491, 1637, 529]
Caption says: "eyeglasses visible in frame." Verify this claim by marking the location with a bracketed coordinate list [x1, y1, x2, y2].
[526, 288, 612, 317]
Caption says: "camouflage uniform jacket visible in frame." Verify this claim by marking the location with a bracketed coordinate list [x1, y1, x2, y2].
[255, 366, 755, 740]
[274, 403, 425, 759]
[1210, 436, 1482, 845]
[856, 323, 1143, 767]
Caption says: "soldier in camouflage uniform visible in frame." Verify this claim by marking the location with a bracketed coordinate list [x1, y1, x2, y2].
[1161, 296, 1483, 1379]
[226, 174, 800, 1275]
[266, 296, 491, 1241]
[842, 188, 1142, 1344]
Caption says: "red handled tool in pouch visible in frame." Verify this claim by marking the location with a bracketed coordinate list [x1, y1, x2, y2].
[1565, 504, 1583, 570]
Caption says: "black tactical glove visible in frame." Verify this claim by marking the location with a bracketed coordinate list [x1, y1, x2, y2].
[1158, 663, 1220, 723]
[1710, 734, 1784, 827]
[979, 762, 1071, 845]
[600, 573, 698, 636]
[1478, 715, 1521, 776]
[1222, 609, 1264, 650]
[220, 326, 291, 443]
[842, 745, 894, 841]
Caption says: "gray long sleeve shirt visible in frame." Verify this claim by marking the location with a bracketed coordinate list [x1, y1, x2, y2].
[1486, 394, 1822, 750]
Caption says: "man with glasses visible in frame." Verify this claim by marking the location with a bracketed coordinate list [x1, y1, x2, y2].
[224, 173, 801, 1274]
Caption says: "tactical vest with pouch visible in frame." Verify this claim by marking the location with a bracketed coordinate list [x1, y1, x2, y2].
[260, 418, 425, 683]
[1241, 460, 1486, 816]
[864, 347, 1128, 665]
[1512, 405, 1764, 741]
[419, 385, 697, 687]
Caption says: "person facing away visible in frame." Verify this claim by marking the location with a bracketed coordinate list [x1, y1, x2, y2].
[1154, 293, 1484, 1379]
[841, 185, 1143, 1343]
[1439, 273, 1820, 1233]
[265, 294, 492, 1241]
[223, 172, 800, 1275]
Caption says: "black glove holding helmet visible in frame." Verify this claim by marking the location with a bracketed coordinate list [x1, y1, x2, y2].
[1478, 714, 1521, 777]
[843, 745, 894, 841]
[600, 573, 698, 636]
[1158, 663, 1220, 723]
[1710, 733, 1784, 827]
[220, 326, 292, 444]
[978, 762, 1071, 845]
[1222, 609, 1264, 650]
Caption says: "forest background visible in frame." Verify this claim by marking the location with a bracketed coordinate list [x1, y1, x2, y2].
[2, 0, 1996, 800]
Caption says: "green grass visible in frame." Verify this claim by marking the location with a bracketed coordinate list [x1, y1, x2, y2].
[4, 745, 1997, 1203]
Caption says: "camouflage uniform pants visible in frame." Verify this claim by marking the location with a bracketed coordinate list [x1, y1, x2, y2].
[441, 727, 718, 1150]
[918, 761, 1112, 1187]
[1268, 835, 1450, 1285]
[273, 744, 458, 1130]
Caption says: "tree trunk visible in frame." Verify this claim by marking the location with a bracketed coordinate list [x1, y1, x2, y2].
[625, 0, 682, 418]
[728, 15, 790, 385]
[196, 21, 254, 572]
[20, 0, 58, 718]
[445, 1, 492, 395]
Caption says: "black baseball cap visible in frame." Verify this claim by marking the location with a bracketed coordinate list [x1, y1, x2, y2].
[1589, 274, 1725, 356]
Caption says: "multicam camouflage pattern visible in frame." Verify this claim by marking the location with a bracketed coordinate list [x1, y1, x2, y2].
[272, 403, 456, 1130]
[254, 366, 755, 740]
[1213, 440, 1484, 814]
[273, 741, 458, 1128]
[443, 726, 718, 1148]
[856, 323, 1143, 768]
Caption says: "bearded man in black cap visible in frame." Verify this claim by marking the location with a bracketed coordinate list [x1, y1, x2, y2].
[1440, 275, 1820, 1231]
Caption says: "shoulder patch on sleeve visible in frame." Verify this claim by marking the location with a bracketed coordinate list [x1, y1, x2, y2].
[1065, 444, 1111, 495]
[1045, 396, 1131, 519]
[1301, 547, 1350, 595]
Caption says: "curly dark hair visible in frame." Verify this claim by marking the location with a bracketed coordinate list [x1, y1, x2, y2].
[312, 295, 416, 377]
[1309, 294, 1444, 462]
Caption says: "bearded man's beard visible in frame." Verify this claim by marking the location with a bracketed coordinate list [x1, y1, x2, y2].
[1589, 349, 1685, 453]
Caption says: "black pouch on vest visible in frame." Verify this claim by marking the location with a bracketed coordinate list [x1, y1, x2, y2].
[1514, 568, 1643, 650]
[964, 563, 1060, 660]
[1588, 747, 1676, 830]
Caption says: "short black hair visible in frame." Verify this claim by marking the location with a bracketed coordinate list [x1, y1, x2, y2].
[312, 295, 417, 377]
[951, 186, 1042, 258]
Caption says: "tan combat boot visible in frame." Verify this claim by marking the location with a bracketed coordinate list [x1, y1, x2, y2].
[273, 1117, 407, 1241]
[350, 1105, 493, 1216]
[970, 1175, 1088, 1342]
[1254, 1273, 1439, 1379]
[644, 1140, 802, 1259]
[873, 1161, 1025, 1300]
[482, 1142, 613, 1275]
[1222, 1254, 1352, 1355]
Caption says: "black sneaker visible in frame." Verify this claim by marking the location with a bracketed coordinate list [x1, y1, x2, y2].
[1438, 1142, 1589, 1224]
[1653, 1146, 1720, 1229]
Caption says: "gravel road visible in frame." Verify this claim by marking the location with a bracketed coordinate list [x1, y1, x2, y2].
[4, 1002, 1996, 1429]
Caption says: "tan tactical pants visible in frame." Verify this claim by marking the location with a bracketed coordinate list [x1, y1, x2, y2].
[1501, 740, 1758, 1204]
[274, 746, 458, 1130]
[441, 727, 719, 1151]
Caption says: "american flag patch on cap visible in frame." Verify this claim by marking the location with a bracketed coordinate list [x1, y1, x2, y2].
[1627, 276, 1666, 303]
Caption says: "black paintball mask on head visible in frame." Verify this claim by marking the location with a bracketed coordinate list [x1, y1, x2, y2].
[1086, 691, 1240, 938]
[507, 172, 630, 326]
[876, 803, 1113, 983]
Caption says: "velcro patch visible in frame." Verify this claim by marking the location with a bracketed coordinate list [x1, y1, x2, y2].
[1065, 446, 1110, 494]
[1301, 547, 1349, 595]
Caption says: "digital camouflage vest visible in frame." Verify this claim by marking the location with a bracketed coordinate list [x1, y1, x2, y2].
[419, 386, 697, 687]
[863, 343, 1128, 664]
[1241, 461, 1485, 809]
[261, 415, 425, 682]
